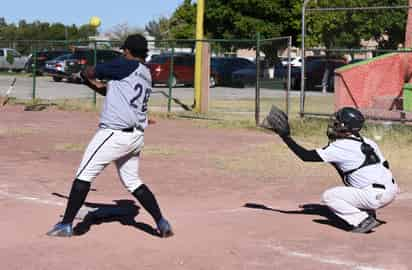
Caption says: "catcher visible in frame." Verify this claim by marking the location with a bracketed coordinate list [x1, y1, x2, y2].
[262, 106, 399, 233]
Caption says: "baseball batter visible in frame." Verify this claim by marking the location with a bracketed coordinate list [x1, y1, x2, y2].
[263, 106, 399, 233]
[47, 34, 173, 238]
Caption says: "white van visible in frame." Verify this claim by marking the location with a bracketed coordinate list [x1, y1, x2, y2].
[0, 48, 28, 71]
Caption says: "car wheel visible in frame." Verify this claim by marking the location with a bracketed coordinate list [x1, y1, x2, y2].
[167, 75, 177, 88]
[209, 76, 216, 88]
[52, 76, 62, 82]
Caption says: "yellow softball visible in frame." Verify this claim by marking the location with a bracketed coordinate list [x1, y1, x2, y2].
[89, 16, 101, 27]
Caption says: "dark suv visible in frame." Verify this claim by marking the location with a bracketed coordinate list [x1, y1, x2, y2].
[277, 56, 347, 91]
[211, 57, 255, 86]
[45, 48, 122, 82]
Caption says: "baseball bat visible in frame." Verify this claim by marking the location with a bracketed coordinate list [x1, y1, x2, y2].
[2, 77, 17, 106]
[152, 90, 192, 111]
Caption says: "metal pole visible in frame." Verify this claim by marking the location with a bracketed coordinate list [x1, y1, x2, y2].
[32, 48, 37, 100]
[300, 0, 311, 118]
[286, 36, 292, 116]
[194, 0, 205, 112]
[93, 41, 97, 106]
[255, 32, 261, 126]
[168, 47, 175, 112]
[307, 5, 411, 12]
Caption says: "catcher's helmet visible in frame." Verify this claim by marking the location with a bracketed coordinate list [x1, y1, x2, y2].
[327, 107, 365, 139]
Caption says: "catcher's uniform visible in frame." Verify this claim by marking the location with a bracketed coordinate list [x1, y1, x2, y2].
[76, 57, 151, 192]
[316, 136, 399, 226]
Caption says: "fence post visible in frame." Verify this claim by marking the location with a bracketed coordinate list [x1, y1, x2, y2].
[32, 48, 37, 100]
[301, 0, 311, 118]
[255, 32, 261, 126]
[168, 46, 175, 113]
[286, 36, 292, 116]
[93, 40, 97, 106]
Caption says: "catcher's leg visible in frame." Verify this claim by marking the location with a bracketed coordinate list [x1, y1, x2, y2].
[322, 186, 376, 227]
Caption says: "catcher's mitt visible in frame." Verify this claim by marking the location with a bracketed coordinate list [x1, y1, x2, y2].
[261, 105, 290, 137]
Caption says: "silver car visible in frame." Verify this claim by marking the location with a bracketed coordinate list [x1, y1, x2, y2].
[44, 54, 77, 82]
[0, 48, 28, 71]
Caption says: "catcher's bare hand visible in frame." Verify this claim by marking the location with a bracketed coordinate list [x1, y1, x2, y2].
[261, 105, 290, 137]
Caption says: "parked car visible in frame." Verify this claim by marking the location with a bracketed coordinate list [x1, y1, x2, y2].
[230, 59, 279, 88]
[44, 53, 77, 82]
[276, 56, 347, 92]
[25, 50, 70, 75]
[210, 57, 256, 86]
[147, 53, 254, 87]
[148, 53, 196, 87]
[0, 48, 28, 71]
[44, 48, 122, 82]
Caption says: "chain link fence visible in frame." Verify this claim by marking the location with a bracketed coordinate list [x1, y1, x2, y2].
[0, 36, 293, 125]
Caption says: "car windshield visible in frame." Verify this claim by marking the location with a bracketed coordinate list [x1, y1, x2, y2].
[149, 56, 169, 64]
[54, 54, 74, 60]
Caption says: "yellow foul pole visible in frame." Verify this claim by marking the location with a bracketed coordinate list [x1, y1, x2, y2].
[194, 0, 205, 112]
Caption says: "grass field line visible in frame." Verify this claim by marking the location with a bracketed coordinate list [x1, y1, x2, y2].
[0, 189, 64, 206]
[0, 188, 249, 217]
[266, 242, 387, 270]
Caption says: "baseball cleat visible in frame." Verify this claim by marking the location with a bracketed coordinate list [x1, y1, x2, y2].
[46, 222, 73, 237]
[351, 216, 381, 233]
[157, 218, 174, 238]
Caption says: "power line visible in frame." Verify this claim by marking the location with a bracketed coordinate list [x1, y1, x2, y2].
[307, 5, 411, 12]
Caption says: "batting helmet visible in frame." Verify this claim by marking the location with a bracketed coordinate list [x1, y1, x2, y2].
[327, 107, 365, 140]
[121, 34, 148, 59]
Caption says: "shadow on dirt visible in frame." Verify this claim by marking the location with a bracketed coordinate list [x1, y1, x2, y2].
[243, 202, 354, 231]
[52, 192, 159, 237]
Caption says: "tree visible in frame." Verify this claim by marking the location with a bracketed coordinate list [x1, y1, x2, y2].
[305, 0, 406, 50]
[169, 0, 197, 40]
[105, 23, 144, 42]
[169, 0, 408, 51]
[145, 17, 171, 40]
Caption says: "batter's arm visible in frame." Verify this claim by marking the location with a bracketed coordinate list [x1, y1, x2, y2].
[281, 136, 323, 162]
[80, 66, 107, 96]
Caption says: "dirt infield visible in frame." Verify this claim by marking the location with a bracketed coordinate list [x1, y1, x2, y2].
[0, 105, 411, 270]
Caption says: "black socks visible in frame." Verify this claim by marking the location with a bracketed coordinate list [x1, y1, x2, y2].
[61, 179, 91, 224]
[132, 184, 163, 224]
[61, 181, 162, 226]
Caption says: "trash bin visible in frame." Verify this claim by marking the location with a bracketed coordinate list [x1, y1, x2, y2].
[403, 83, 412, 111]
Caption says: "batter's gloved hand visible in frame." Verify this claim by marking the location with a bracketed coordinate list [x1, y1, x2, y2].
[261, 105, 290, 137]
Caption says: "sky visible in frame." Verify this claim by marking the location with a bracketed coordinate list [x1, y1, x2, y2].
[2, 0, 184, 32]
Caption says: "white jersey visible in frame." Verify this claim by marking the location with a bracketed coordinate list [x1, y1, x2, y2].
[95, 57, 152, 130]
[316, 137, 393, 189]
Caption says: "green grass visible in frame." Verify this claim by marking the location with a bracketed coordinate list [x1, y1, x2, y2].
[143, 145, 190, 157]
[55, 143, 85, 152]
[0, 71, 29, 77]
[0, 127, 38, 136]
[7, 98, 102, 112]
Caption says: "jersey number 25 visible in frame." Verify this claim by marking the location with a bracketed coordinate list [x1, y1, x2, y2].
[130, 83, 150, 112]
